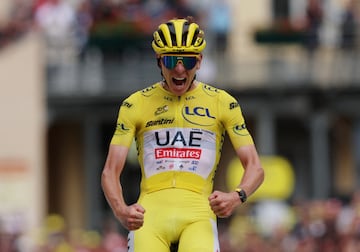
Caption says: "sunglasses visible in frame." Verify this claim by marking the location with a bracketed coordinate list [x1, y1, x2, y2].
[161, 54, 200, 70]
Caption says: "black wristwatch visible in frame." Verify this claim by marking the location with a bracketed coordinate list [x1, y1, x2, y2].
[235, 188, 247, 203]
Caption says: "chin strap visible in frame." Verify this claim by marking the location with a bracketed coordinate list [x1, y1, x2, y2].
[187, 75, 197, 92]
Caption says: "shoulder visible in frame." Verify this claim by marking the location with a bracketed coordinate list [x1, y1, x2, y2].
[197, 83, 219, 97]
[138, 83, 162, 98]
[198, 82, 235, 100]
[122, 82, 162, 102]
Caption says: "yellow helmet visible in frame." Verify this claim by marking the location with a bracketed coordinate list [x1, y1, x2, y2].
[152, 18, 206, 54]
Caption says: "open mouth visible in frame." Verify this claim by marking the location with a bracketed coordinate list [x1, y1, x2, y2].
[172, 77, 186, 86]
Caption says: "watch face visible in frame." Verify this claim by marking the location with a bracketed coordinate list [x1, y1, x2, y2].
[237, 189, 247, 203]
[241, 192, 247, 201]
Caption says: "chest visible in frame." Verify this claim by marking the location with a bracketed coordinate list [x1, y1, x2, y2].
[140, 96, 220, 131]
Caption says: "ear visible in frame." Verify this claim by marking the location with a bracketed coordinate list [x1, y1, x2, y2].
[157, 57, 162, 68]
[156, 54, 162, 68]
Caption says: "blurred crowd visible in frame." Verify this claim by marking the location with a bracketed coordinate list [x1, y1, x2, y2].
[0, 0, 232, 54]
[1, 0, 359, 53]
[0, 0, 233, 92]
[1, 191, 360, 251]
[1, 0, 359, 88]
[0, 213, 129, 252]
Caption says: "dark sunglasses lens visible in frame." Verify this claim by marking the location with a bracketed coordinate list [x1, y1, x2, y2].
[182, 57, 197, 69]
[162, 56, 178, 69]
[162, 56, 197, 70]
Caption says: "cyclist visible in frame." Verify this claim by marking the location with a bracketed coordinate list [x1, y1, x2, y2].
[101, 16, 264, 252]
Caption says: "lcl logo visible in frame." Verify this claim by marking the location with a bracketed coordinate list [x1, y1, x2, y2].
[183, 106, 215, 119]
[182, 106, 216, 126]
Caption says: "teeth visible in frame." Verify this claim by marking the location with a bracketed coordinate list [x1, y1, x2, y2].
[174, 77, 185, 81]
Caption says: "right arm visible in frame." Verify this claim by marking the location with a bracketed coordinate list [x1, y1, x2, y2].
[101, 144, 145, 230]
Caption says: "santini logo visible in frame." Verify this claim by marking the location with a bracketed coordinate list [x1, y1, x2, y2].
[146, 118, 175, 127]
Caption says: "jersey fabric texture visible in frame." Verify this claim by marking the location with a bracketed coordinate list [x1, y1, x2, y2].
[111, 82, 253, 195]
[110, 82, 253, 251]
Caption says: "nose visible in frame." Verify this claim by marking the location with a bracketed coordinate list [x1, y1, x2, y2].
[173, 61, 186, 72]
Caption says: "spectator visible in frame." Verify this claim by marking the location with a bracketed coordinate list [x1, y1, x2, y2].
[121, 0, 150, 34]
[206, 0, 231, 55]
[173, 0, 197, 19]
[34, 0, 77, 86]
[340, 0, 358, 50]
[300, 0, 323, 81]
[143, 0, 175, 33]
[75, 0, 93, 58]
[34, 0, 77, 52]
[337, 0, 359, 82]
[302, 0, 323, 56]
[91, 0, 122, 23]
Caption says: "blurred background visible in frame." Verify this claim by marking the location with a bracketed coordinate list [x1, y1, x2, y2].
[1, 0, 360, 251]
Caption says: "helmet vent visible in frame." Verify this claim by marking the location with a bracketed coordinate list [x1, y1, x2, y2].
[192, 28, 200, 46]
[182, 23, 190, 46]
[166, 22, 177, 47]
[157, 30, 167, 46]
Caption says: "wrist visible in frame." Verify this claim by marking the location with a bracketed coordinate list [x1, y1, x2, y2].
[235, 188, 247, 203]
[112, 200, 127, 215]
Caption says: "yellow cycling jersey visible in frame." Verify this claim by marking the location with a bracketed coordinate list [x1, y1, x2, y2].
[111, 82, 253, 195]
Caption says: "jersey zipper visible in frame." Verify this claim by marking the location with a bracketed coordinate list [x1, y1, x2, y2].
[172, 95, 183, 187]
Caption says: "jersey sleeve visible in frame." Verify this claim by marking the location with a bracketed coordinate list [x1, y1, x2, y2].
[110, 93, 140, 147]
[219, 91, 254, 149]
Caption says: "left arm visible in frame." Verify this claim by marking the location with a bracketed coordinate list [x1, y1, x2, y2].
[209, 144, 264, 217]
